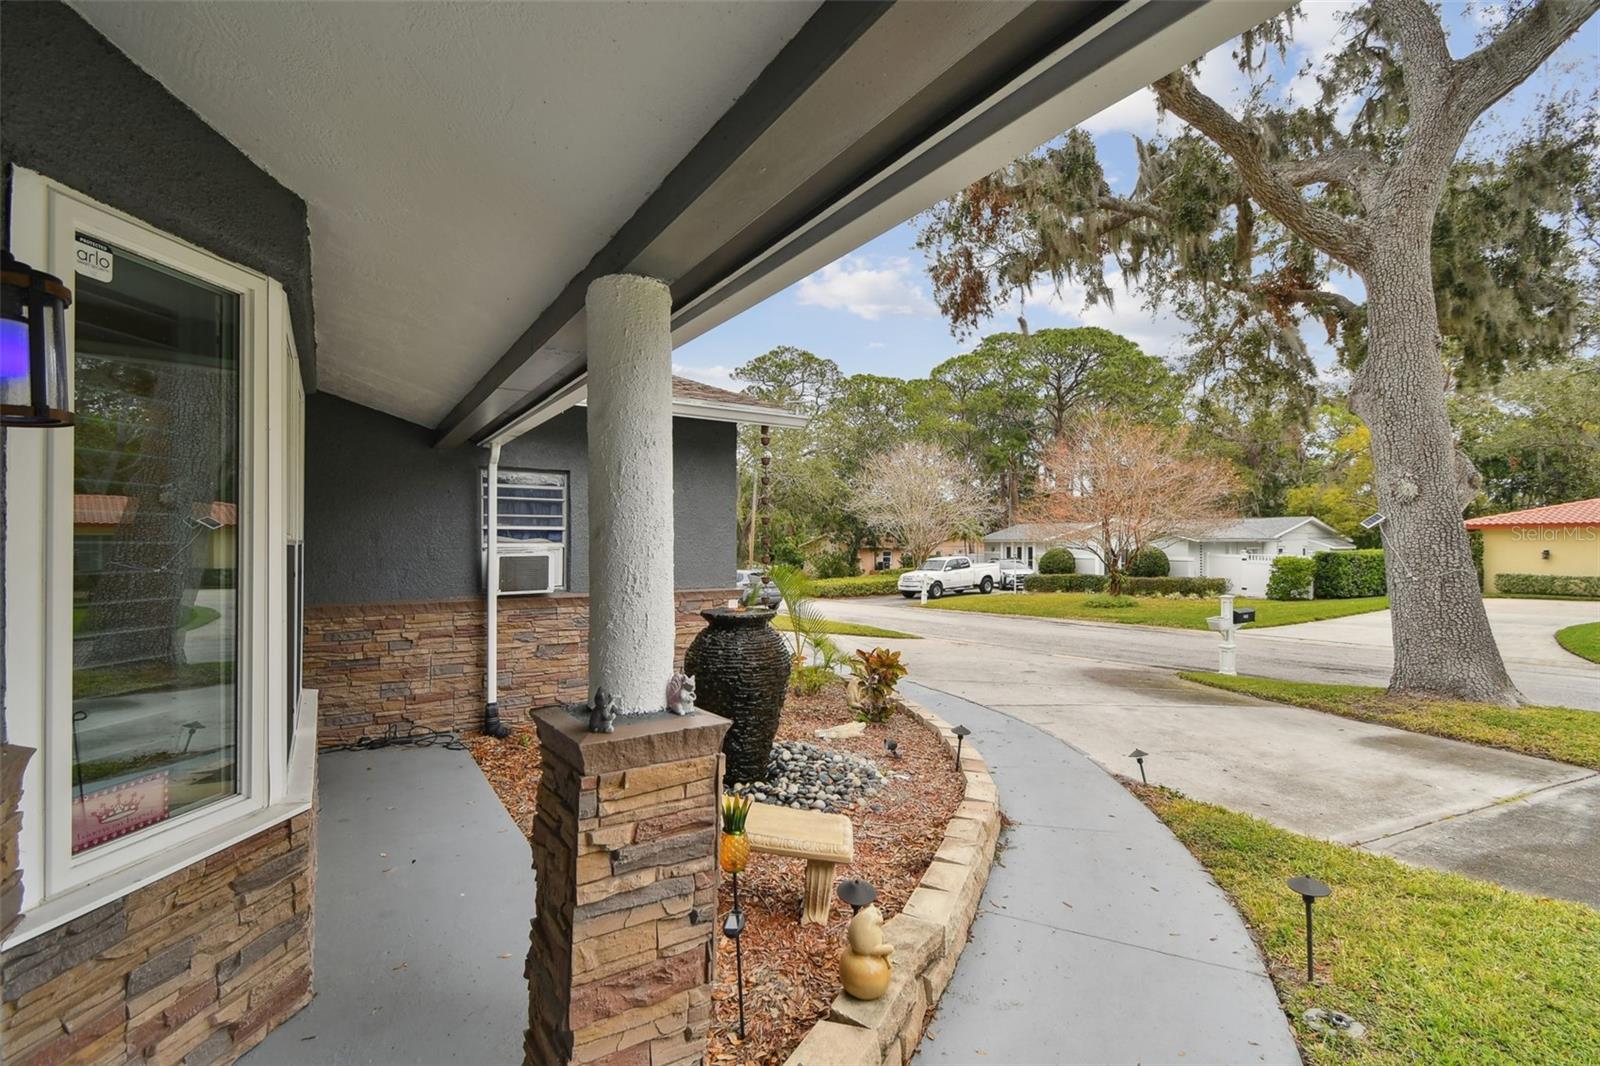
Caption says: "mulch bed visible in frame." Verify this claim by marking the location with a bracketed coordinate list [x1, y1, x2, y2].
[467, 681, 964, 1065]
[706, 682, 963, 1064]
[467, 728, 543, 836]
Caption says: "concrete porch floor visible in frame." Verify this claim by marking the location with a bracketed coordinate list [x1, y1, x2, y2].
[242, 745, 532, 1066]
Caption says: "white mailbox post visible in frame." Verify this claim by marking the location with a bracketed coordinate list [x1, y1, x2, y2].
[1205, 593, 1244, 675]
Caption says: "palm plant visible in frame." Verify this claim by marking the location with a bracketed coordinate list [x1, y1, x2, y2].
[768, 563, 841, 669]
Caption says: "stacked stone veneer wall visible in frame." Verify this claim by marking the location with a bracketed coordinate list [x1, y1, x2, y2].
[783, 698, 1001, 1066]
[2, 746, 34, 943]
[305, 589, 735, 746]
[526, 708, 729, 1066]
[0, 809, 315, 1066]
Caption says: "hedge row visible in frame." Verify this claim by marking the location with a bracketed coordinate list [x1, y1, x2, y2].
[1124, 576, 1229, 596]
[1266, 556, 1315, 601]
[1022, 574, 1230, 596]
[812, 573, 906, 597]
[1313, 549, 1386, 598]
[1494, 573, 1600, 598]
[1023, 574, 1105, 592]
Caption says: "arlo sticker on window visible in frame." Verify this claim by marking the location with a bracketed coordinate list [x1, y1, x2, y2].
[74, 234, 114, 282]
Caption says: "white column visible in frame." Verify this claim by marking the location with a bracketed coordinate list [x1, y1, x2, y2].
[585, 274, 675, 713]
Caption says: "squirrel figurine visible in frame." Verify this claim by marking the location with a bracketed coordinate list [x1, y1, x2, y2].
[586, 688, 619, 733]
[839, 904, 895, 1000]
[665, 673, 697, 716]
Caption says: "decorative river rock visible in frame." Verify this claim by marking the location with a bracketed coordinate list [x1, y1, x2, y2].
[683, 607, 792, 785]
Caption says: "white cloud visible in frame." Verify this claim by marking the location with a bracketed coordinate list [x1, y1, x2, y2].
[794, 256, 936, 320]
[1284, 1, 1362, 109]
[992, 277, 1189, 361]
[866, 341, 887, 350]
[1078, 88, 1161, 137]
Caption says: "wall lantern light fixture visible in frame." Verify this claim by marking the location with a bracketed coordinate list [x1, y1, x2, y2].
[1, 250, 73, 427]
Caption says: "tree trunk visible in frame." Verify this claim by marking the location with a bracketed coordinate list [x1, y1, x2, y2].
[1352, 229, 1521, 705]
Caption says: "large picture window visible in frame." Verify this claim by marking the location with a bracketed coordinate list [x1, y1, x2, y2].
[69, 240, 241, 853]
[4, 169, 314, 940]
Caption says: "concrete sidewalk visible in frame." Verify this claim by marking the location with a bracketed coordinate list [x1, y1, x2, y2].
[907, 683, 1299, 1065]
[822, 605, 1600, 907]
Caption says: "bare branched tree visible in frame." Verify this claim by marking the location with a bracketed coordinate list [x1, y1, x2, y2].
[849, 442, 998, 566]
[1027, 413, 1241, 595]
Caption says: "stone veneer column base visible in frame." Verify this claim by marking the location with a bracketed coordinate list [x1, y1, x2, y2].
[527, 707, 730, 1066]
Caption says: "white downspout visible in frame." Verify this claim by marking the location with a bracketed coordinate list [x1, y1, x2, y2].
[483, 440, 510, 736]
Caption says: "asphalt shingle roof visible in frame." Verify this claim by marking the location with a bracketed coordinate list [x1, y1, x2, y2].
[669, 376, 791, 413]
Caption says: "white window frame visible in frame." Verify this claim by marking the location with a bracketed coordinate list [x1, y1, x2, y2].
[3, 169, 314, 946]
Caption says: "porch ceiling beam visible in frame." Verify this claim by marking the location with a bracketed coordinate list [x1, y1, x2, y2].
[438, 0, 1288, 449]
[431, 0, 892, 449]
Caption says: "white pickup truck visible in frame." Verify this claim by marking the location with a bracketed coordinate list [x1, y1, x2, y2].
[897, 556, 1002, 599]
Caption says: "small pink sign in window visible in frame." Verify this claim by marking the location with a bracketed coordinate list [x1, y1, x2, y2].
[72, 771, 170, 853]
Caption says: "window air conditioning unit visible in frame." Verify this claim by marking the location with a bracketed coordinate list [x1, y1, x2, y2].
[498, 545, 562, 595]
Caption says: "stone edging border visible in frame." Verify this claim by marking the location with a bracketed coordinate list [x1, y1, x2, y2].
[782, 695, 1002, 1065]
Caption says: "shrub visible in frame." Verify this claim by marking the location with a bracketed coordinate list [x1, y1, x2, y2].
[1122, 576, 1229, 596]
[810, 550, 859, 579]
[1024, 573, 1107, 593]
[850, 647, 907, 723]
[1494, 573, 1600, 598]
[1126, 547, 1170, 577]
[1084, 594, 1137, 609]
[1266, 556, 1316, 601]
[1036, 548, 1076, 574]
[1313, 549, 1386, 598]
[812, 573, 903, 597]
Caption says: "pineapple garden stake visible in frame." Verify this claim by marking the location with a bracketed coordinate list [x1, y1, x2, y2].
[720, 794, 752, 1039]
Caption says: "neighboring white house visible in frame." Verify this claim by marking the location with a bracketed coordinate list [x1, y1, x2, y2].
[983, 517, 1356, 596]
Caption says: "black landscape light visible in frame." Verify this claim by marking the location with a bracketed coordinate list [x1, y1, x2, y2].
[1287, 875, 1332, 983]
[180, 721, 206, 754]
[1128, 748, 1148, 785]
[2, 250, 73, 427]
[884, 738, 901, 760]
[952, 724, 971, 770]
[837, 878, 877, 915]
[721, 907, 747, 1039]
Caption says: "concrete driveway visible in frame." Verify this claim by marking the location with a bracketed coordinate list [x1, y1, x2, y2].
[1250, 596, 1598, 670]
[823, 594, 1600, 710]
[816, 601, 1600, 907]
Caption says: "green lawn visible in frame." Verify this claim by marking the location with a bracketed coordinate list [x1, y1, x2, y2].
[72, 604, 221, 634]
[1181, 672, 1600, 770]
[1555, 621, 1600, 664]
[922, 592, 1389, 629]
[74, 659, 234, 701]
[1135, 784, 1600, 1065]
[770, 615, 919, 640]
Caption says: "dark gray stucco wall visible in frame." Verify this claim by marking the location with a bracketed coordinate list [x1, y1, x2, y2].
[0, 0, 316, 388]
[304, 394, 737, 606]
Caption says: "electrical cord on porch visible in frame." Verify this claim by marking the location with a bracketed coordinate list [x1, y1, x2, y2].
[322, 721, 467, 753]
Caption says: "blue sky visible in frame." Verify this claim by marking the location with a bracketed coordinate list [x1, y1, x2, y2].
[674, 2, 1594, 391]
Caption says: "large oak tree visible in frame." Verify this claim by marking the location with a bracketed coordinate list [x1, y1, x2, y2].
[920, 0, 1597, 704]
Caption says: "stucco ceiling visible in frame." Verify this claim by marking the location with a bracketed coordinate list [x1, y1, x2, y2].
[71, 0, 818, 426]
